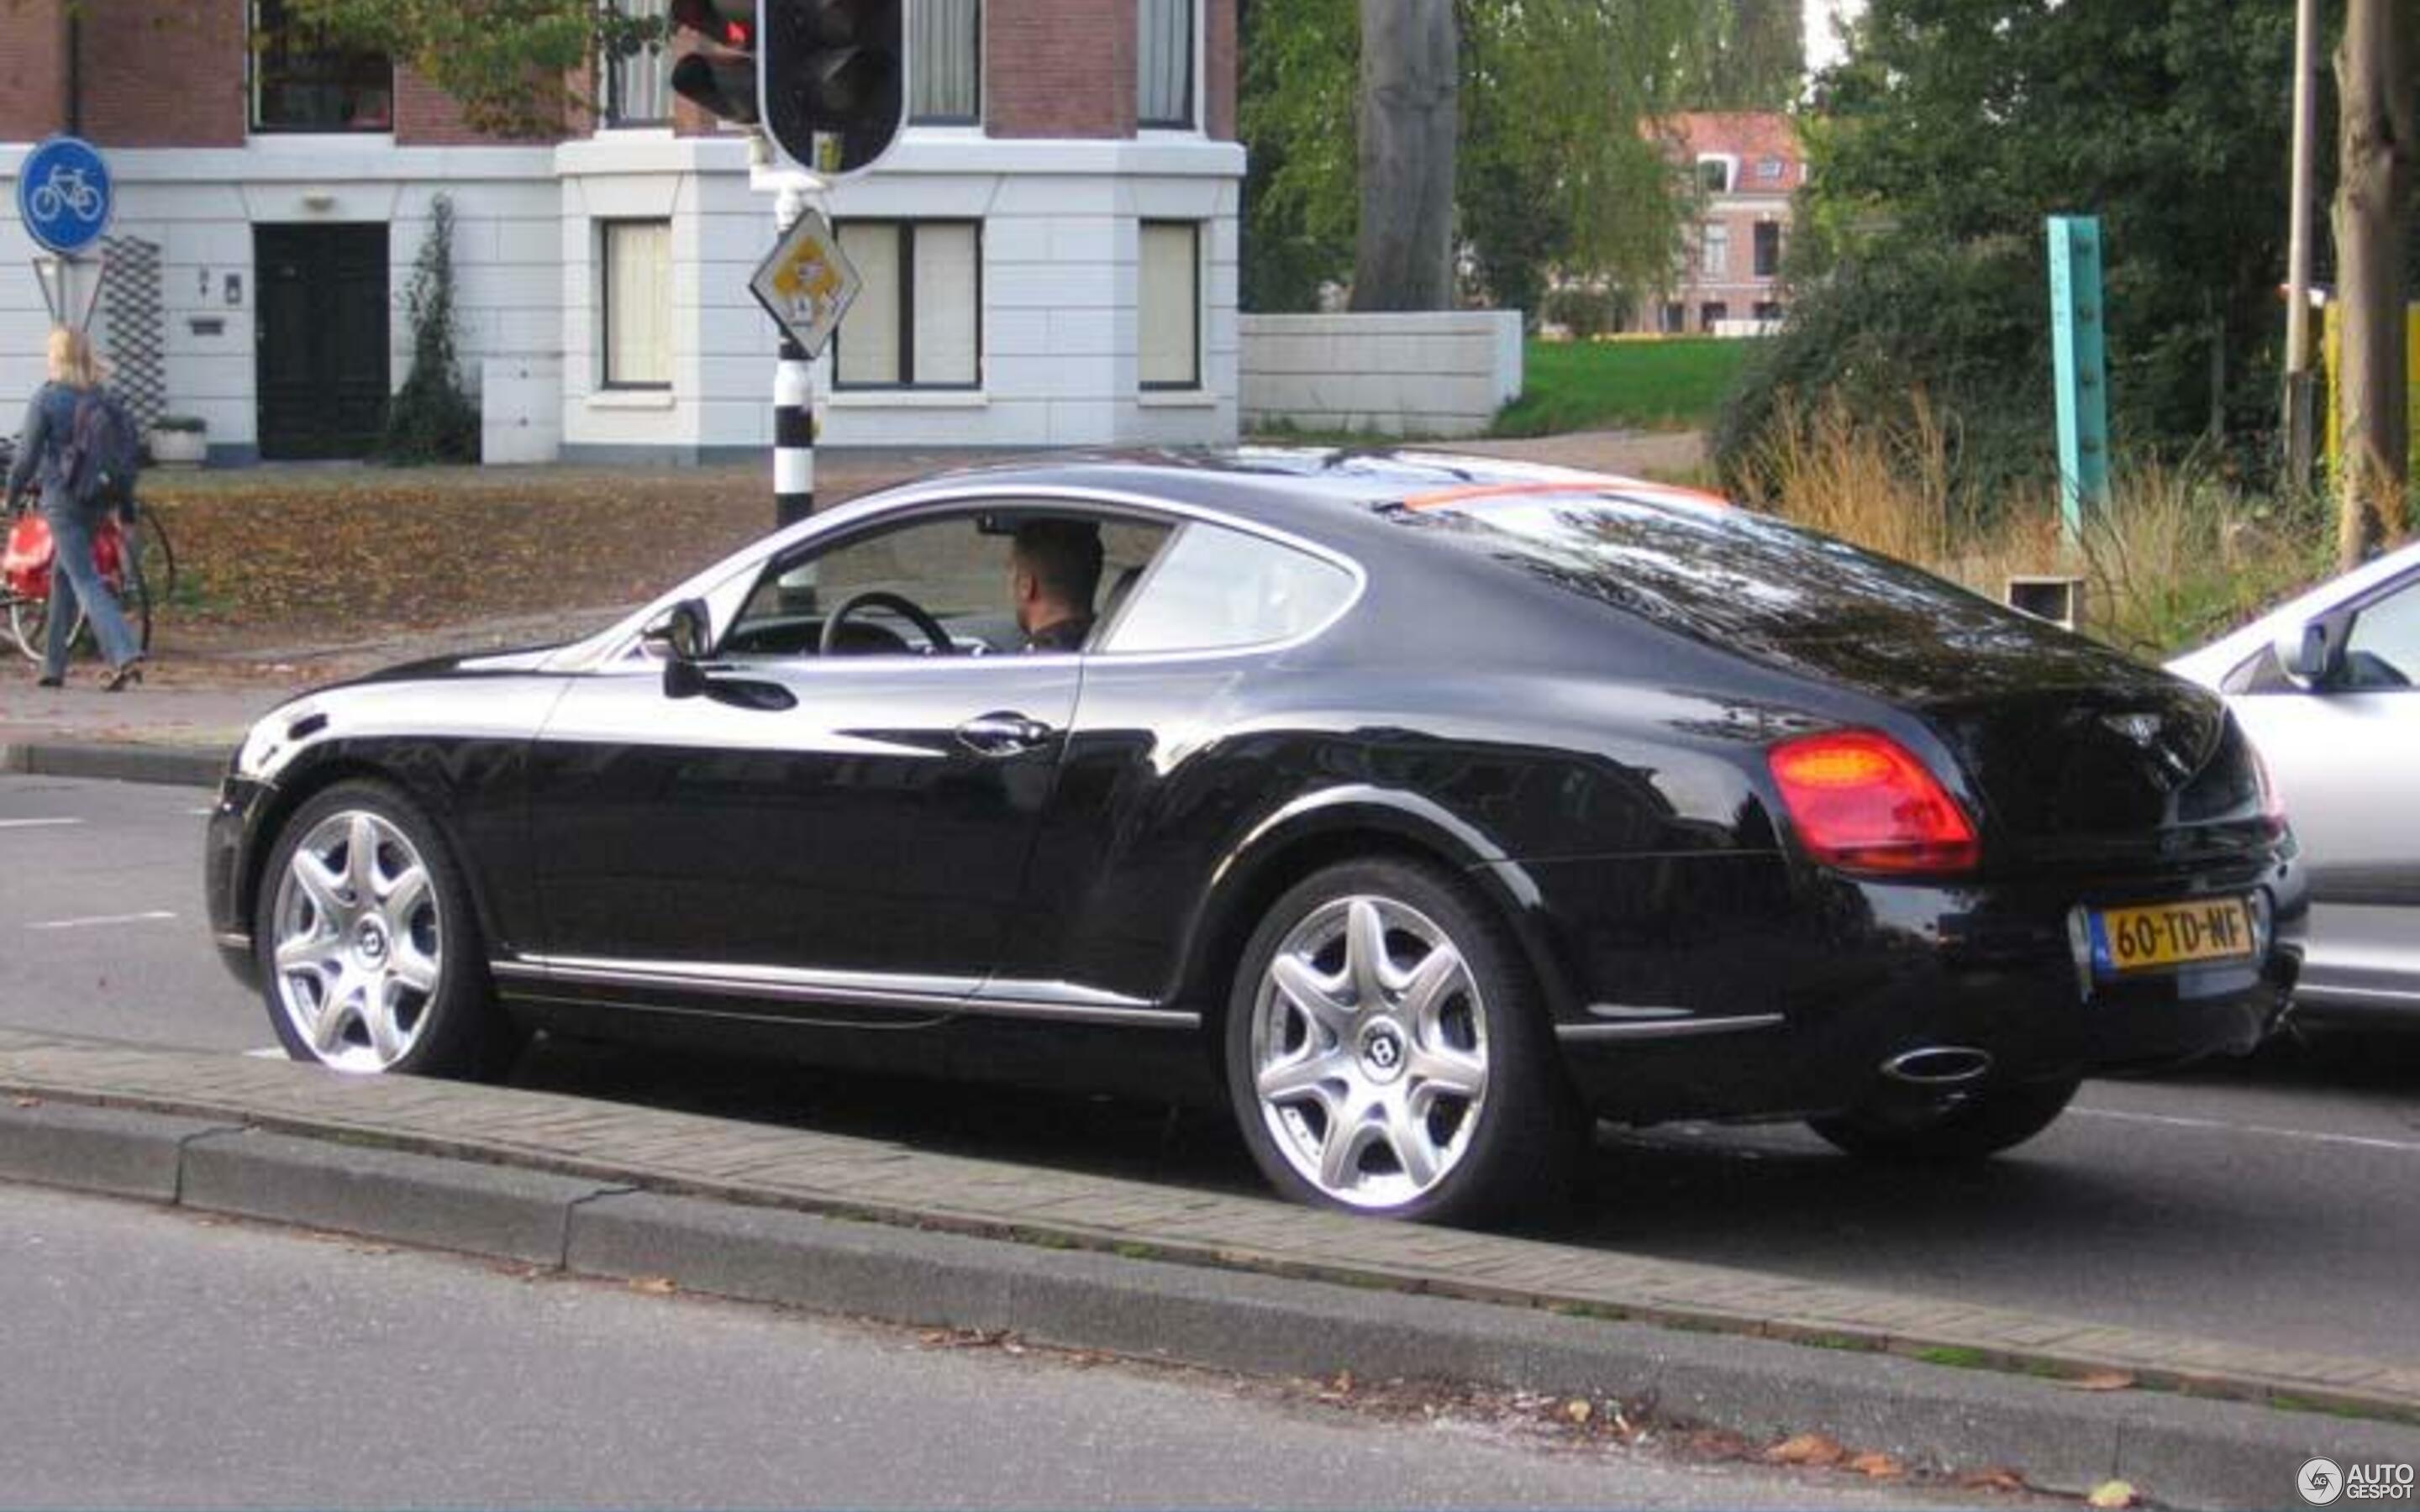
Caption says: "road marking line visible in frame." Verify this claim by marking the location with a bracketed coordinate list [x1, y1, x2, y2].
[2075, 1106, 2420, 1156]
[25, 910, 179, 931]
[243, 1047, 287, 1060]
[187, 807, 215, 816]
[0, 817, 83, 829]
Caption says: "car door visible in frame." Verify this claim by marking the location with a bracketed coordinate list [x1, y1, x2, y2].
[521, 506, 1083, 1025]
[2229, 568, 2420, 1015]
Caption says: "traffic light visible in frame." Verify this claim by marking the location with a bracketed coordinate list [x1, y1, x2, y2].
[762, 0, 905, 176]
[669, 0, 760, 125]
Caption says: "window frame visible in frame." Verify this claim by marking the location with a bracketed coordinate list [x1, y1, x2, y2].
[602, 0, 673, 129]
[1136, 0, 1198, 130]
[250, 0, 395, 135]
[831, 219, 986, 393]
[1699, 223, 1730, 279]
[1138, 219, 1202, 393]
[599, 218, 675, 392]
[1752, 220, 1782, 279]
[908, 0, 985, 126]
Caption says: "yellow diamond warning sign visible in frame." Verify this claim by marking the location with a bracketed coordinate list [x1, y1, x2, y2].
[749, 207, 860, 360]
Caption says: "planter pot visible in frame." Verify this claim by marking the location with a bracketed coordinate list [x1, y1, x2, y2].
[147, 427, 207, 467]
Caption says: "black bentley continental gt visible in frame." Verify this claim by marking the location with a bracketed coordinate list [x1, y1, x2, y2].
[207, 451, 2306, 1223]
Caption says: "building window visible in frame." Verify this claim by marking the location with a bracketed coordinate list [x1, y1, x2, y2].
[1700, 302, 1729, 330]
[1660, 302, 1685, 334]
[1139, 0, 1194, 128]
[1756, 156, 1785, 181]
[603, 0, 671, 127]
[911, 0, 981, 123]
[1753, 221, 1782, 278]
[1753, 301, 1785, 323]
[1697, 156, 1732, 194]
[602, 220, 673, 389]
[1139, 221, 1201, 389]
[1700, 223, 1729, 278]
[251, 0, 392, 133]
[834, 221, 982, 389]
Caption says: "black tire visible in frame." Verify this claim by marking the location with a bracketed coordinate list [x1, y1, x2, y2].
[254, 780, 518, 1080]
[1806, 1077, 2081, 1163]
[1223, 857, 1582, 1225]
[132, 508, 176, 606]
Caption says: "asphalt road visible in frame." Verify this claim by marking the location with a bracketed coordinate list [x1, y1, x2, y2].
[7, 771, 2418, 1365]
[0, 1180, 1960, 1510]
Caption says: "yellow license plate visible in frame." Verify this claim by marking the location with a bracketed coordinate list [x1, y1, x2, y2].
[2088, 897, 2258, 976]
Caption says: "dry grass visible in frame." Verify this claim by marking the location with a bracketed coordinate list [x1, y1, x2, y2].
[1745, 396, 2335, 659]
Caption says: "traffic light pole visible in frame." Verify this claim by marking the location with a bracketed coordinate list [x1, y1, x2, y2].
[771, 171, 823, 528]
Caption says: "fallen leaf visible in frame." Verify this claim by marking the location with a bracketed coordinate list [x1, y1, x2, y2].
[1958, 1467, 2029, 1494]
[1765, 1432, 1848, 1467]
[628, 1275, 677, 1296]
[1564, 1399, 1593, 1425]
[2063, 1369, 2138, 1392]
[1848, 1452, 1906, 1478]
[11, 1096, 40, 1109]
[2088, 1478, 2139, 1509]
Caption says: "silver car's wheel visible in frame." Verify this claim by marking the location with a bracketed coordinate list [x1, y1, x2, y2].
[270, 807, 446, 1073]
[1248, 892, 1495, 1210]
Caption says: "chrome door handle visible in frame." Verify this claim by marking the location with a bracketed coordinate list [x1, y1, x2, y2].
[955, 711, 1056, 755]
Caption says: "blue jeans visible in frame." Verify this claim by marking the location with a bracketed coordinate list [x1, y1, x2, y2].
[39, 500, 141, 679]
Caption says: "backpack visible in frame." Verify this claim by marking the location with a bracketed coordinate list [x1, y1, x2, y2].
[55, 387, 143, 510]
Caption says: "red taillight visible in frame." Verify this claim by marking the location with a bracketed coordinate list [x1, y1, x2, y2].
[1768, 730, 1980, 876]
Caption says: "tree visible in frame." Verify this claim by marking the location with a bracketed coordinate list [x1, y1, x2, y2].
[2332, 0, 2412, 567]
[1686, 0, 1805, 111]
[1719, 0, 2312, 507]
[381, 195, 480, 464]
[1242, 0, 1708, 316]
[282, 0, 660, 138]
[1351, 0, 1458, 311]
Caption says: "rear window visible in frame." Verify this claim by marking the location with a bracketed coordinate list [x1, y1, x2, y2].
[1384, 490, 2118, 694]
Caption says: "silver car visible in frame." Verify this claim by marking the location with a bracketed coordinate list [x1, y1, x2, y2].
[2168, 540, 2420, 1025]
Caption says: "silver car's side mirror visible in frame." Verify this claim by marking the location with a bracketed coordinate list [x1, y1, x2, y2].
[642, 599, 712, 663]
[2274, 615, 2344, 689]
[642, 599, 713, 698]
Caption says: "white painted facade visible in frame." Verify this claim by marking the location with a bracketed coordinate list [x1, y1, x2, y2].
[0, 126, 1243, 461]
[1239, 311, 1522, 439]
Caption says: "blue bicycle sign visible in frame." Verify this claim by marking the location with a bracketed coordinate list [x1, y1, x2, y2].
[17, 136, 113, 257]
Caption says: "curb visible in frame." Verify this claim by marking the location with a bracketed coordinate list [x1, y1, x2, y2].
[1, 1094, 2414, 1510]
[0, 738, 230, 787]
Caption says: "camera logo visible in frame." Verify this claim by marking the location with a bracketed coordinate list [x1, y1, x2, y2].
[2304, 1459, 2418, 1504]
[2305, 1461, 2345, 1506]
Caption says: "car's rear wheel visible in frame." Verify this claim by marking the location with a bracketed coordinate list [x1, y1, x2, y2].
[255, 780, 515, 1079]
[1225, 858, 1579, 1224]
[1805, 1077, 2081, 1163]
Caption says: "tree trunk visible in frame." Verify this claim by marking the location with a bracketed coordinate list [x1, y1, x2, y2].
[2332, 0, 2413, 570]
[1350, 0, 1457, 312]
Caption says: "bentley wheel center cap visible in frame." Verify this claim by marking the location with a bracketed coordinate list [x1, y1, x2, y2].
[1360, 1021, 1407, 1082]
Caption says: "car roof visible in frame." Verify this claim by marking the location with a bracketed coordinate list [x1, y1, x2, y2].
[862, 447, 1729, 533]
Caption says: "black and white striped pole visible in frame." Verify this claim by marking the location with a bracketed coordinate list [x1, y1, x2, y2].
[771, 172, 818, 528]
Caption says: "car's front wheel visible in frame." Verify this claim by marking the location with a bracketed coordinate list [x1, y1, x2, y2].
[1805, 1077, 2081, 1163]
[1225, 858, 1580, 1224]
[255, 780, 515, 1079]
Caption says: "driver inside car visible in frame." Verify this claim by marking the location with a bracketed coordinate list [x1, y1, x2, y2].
[1010, 519, 1103, 653]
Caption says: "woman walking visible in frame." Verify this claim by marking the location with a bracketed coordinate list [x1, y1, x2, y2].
[8, 327, 143, 690]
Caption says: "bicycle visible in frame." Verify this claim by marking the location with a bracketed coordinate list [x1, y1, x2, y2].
[3, 500, 153, 665]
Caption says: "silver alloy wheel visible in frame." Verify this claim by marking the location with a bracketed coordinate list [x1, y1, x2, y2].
[1249, 894, 1491, 1209]
[270, 808, 445, 1074]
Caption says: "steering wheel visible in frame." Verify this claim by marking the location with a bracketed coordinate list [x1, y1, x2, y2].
[818, 589, 956, 658]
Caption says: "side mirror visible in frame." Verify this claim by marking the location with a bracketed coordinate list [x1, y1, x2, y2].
[2274, 613, 2347, 690]
[643, 599, 713, 699]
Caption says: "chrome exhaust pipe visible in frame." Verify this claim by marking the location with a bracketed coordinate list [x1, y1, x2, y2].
[1881, 1047, 1994, 1085]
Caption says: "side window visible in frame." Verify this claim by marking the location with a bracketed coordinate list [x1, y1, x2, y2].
[723, 508, 1171, 659]
[1101, 523, 1355, 654]
[2344, 577, 2420, 690]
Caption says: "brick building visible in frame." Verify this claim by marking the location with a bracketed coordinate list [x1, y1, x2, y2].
[1641, 111, 1802, 338]
[0, 0, 1241, 462]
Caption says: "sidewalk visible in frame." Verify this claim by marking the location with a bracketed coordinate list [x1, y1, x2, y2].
[0, 1025, 2413, 1511]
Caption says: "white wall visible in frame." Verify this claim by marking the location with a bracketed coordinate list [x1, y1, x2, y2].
[1240, 311, 1524, 439]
